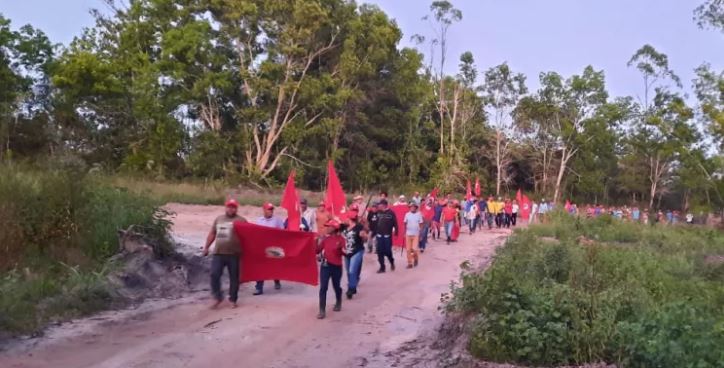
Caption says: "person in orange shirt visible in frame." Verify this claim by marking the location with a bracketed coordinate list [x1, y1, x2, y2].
[441, 200, 459, 244]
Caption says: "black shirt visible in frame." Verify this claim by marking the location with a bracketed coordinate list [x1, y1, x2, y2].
[344, 223, 365, 255]
[367, 211, 379, 233]
[375, 209, 398, 236]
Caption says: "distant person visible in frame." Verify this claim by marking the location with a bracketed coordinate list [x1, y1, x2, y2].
[686, 212, 694, 224]
[202, 199, 247, 309]
[316, 220, 345, 319]
[253, 203, 284, 295]
[374, 199, 398, 273]
[343, 211, 367, 299]
[432, 199, 444, 240]
[666, 210, 674, 224]
[366, 201, 379, 253]
[511, 200, 519, 226]
[404, 202, 423, 268]
[477, 197, 488, 230]
[503, 199, 513, 228]
[530, 201, 538, 225]
[394, 195, 407, 206]
[466, 198, 478, 235]
[538, 199, 549, 223]
[442, 200, 458, 244]
[301, 198, 317, 232]
[411, 192, 422, 206]
[631, 207, 641, 222]
[419, 197, 435, 253]
[352, 195, 366, 214]
[316, 200, 333, 233]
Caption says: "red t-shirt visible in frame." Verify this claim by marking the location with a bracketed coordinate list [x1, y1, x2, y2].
[442, 207, 457, 222]
[504, 202, 513, 214]
[316, 234, 345, 266]
[421, 205, 435, 222]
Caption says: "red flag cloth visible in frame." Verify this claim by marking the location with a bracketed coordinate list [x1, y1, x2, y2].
[234, 222, 318, 286]
[324, 160, 347, 217]
[466, 180, 472, 201]
[565, 200, 572, 213]
[452, 222, 460, 241]
[516, 189, 523, 204]
[281, 170, 300, 231]
[520, 194, 531, 220]
[474, 178, 481, 197]
[391, 205, 408, 248]
[430, 187, 439, 199]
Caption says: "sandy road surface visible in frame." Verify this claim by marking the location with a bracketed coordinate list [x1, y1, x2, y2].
[1, 204, 510, 368]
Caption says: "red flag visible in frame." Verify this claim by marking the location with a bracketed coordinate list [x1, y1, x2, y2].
[521, 194, 531, 220]
[234, 222, 318, 285]
[516, 189, 523, 204]
[281, 170, 300, 231]
[430, 187, 439, 199]
[466, 179, 472, 201]
[391, 205, 408, 248]
[474, 178, 481, 197]
[324, 160, 347, 217]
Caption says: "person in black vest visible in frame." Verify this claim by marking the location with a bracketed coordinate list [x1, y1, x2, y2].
[374, 199, 398, 273]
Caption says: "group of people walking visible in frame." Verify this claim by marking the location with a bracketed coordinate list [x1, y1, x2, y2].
[203, 190, 523, 319]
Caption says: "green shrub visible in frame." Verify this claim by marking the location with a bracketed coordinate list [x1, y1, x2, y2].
[451, 215, 724, 367]
[0, 164, 170, 335]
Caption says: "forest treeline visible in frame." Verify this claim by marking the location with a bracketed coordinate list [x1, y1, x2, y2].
[1, 0, 723, 211]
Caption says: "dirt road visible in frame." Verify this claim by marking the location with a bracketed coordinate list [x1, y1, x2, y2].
[1, 204, 510, 368]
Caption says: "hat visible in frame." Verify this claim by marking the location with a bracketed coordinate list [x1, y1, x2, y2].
[408, 201, 418, 207]
[263, 202, 274, 210]
[353, 195, 364, 201]
[399, 195, 406, 199]
[300, 198, 308, 205]
[379, 199, 388, 205]
[225, 199, 239, 208]
[324, 219, 340, 230]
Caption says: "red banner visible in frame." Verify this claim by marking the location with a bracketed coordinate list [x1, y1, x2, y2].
[391, 205, 408, 248]
[281, 170, 300, 231]
[474, 177, 481, 197]
[520, 194, 531, 220]
[466, 179, 472, 201]
[325, 160, 347, 217]
[234, 222, 318, 286]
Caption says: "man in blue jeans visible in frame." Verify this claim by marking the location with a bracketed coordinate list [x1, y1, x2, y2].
[253, 202, 285, 295]
[374, 199, 398, 273]
[202, 199, 246, 308]
[343, 211, 367, 299]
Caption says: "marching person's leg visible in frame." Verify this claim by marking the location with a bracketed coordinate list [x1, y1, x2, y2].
[406, 236, 414, 268]
[419, 222, 429, 253]
[274, 279, 281, 290]
[331, 264, 343, 311]
[383, 237, 395, 271]
[347, 251, 363, 298]
[318, 264, 330, 319]
[376, 235, 386, 273]
[412, 235, 420, 267]
[254, 280, 264, 295]
[227, 255, 240, 307]
[210, 255, 224, 308]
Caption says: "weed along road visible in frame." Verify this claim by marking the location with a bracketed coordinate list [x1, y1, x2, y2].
[1, 204, 510, 368]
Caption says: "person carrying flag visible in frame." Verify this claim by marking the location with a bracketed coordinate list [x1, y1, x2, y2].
[343, 211, 367, 299]
[253, 203, 285, 295]
[202, 199, 247, 309]
[374, 199, 398, 273]
[316, 220, 346, 319]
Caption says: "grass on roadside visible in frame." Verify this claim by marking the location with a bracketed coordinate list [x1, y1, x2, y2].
[448, 211, 724, 367]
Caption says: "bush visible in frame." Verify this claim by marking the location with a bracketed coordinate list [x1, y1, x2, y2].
[450, 215, 724, 367]
[0, 164, 170, 335]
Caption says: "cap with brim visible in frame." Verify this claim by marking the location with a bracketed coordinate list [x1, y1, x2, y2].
[225, 199, 239, 208]
[353, 195, 364, 201]
[324, 219, 340, 229]
[263, 202, 274, 210]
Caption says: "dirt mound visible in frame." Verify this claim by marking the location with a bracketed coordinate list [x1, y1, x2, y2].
[108, 230, 208, 302]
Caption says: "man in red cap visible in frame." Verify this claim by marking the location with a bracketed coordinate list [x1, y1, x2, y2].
[316, 219, 345, 319]
[202, 199, 247, 308]
[253, 202, 285, 295]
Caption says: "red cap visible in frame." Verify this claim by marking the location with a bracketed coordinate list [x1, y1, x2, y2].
[225, 199, 239, 208]
[324, 219, 340, 230]
[349, 203, 359, 211]
[263, 202, 274, 210]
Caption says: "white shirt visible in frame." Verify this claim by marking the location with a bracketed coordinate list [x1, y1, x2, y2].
[404, 211, 423, 236]
[466, 204, 478, 220]
[512, 204, 519, 214]
[302, 208, 317, 232]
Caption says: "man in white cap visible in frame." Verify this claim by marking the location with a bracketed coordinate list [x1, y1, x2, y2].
[202, 199, 247, 308]
[394, 195, 407, 206]
[253, 202, 284, 295]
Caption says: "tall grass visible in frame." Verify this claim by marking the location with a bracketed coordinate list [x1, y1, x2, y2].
[449, 212, 724, 367]
[0, 165, 170, 336]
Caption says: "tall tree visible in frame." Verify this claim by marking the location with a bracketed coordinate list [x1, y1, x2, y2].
[694, 0, 724, 31]
[481, 63, 527, 195]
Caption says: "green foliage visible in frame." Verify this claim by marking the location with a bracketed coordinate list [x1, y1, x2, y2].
[0, 164, 170, 334]
[450, 215, 724, 366]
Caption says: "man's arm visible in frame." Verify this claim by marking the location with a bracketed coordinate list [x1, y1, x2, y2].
[203, 222, 217, 256]
[391, 212, 399, 236]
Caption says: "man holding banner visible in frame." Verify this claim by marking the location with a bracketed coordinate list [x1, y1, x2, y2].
[253, 203, 285, 295]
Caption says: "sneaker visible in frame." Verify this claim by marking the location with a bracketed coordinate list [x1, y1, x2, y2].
[253, 290, 263, 296]
[391, 263, 395, 271]
[406, 264, 413, 269]
[274, 281, 281, 290]
[376, 268, 386, 274]
[230, 301, 238, 309]
[317, 310, 326, 319]
[420, 249, 425, 253]
[346, 290, 353, 300]
[333, 303, 341, 312]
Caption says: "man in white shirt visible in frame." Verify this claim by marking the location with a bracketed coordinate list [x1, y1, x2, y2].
[403, 202, 424, 269]
[254, 203, 285, 295]
[300, 198, 317, 233]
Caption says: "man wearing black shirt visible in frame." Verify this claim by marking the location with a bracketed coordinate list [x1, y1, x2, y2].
[374, 199, 398, 273]
[344, 211, 367, 299]
[366, 202, 379, 253]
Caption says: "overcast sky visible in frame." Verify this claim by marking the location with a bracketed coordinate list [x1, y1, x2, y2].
[2, 0, 722, 101]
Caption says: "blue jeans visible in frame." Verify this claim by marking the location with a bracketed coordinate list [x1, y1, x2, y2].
[375, 235, 394, 270]
[345, 250, 364, 290]
[319, 264, 342, 310]
[210, 254, 239, 302]
[444, 221, 454, 239]
[419, 222, 430, 250]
